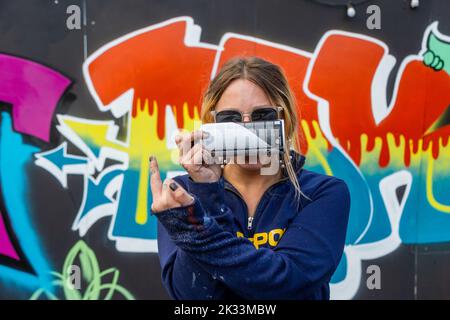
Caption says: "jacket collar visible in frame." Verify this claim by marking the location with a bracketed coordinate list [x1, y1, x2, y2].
[287, 151, 306, 176]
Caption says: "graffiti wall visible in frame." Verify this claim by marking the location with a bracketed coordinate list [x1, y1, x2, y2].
[0, 0, 449, 299]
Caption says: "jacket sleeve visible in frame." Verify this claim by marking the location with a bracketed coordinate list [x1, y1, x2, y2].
[155, 177, 350, 300]
[180, 177, 236, 233]
[156, 176, 234, 300]
[157, 221, 227, 299]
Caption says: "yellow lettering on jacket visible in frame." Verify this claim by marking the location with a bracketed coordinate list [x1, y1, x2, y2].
[236, 229, 286, 249]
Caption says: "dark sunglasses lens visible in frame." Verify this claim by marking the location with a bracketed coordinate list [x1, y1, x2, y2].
[215, 110, 242, 123]
[251, 108, 278, 121]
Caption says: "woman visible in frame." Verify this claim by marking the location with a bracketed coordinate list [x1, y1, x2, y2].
[150, 57, 350, 300]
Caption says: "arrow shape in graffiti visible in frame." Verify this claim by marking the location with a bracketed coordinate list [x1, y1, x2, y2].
[35, 142, 91, 188]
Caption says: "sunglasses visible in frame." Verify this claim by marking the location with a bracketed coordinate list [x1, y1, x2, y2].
[211, 106, 283, 123]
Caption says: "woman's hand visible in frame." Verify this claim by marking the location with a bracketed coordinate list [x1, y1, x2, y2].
[176, 130, 222, 183]
[149, 156, 195, 213]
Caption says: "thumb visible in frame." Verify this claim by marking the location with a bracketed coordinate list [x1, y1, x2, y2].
[167, 180, 195, 207]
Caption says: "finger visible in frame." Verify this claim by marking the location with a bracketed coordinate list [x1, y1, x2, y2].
[180, 143, 203, 167]
[167, 180, 195, 206]
[191, 143, 204, 167]
[149, 156, 162, 199]
[191, 130, 209, 143]
[176, 132, 193, 158]
[176, 131, 209, 153]
[175, 131, 189, 145]
[162, 178, 181, 205]
[152, 178, 179, 212]
[174, 133, 182, 145]
[180, 144, 195, 166]
[202, 147, 215, 166]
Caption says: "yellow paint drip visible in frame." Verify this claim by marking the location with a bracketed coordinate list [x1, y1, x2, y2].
[425, 139, 450, 213]
[132, 99, 201, 224]
[301, 120, 333, 175]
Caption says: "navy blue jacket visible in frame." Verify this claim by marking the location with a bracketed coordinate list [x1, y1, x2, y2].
[155, 153, 350, 300]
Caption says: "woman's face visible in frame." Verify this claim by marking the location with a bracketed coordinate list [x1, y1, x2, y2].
[215, 79, 274, 171]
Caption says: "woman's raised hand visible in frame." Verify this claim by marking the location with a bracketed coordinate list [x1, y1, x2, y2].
[176, 130, 222, 183]
[149, 156, 194, 213]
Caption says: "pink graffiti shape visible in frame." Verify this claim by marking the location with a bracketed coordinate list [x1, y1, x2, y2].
[0, 54, 71, 142]
[0, 212, 19, 260]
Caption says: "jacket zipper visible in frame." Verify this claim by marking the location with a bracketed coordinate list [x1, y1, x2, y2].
[225, 177, 289, 233]
[247, 216, 254, 230]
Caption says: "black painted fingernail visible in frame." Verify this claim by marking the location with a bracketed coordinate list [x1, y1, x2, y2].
[149, 155, 155, 162]
[169, 182, 178, 191]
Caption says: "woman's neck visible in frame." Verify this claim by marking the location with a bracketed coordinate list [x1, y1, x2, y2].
[223, 164, 281, 193]
[223, 164, 282, 217]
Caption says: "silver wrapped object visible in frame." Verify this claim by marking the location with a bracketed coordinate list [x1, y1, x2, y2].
[199, 120, 285, 165]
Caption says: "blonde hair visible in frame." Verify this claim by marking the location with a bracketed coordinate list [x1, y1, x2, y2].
[201, 56, 303, 198]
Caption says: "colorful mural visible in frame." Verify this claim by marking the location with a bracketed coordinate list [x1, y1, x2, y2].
[0, 6, 449, 300]
[30, 240, 134, 300]
[0, 54, 71, 291]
